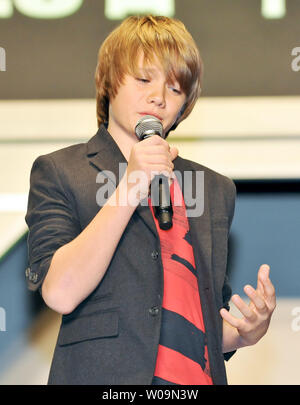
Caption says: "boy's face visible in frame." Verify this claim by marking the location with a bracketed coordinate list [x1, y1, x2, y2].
[108, 52, 187, 140]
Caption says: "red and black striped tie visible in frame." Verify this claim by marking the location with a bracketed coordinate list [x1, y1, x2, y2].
[149, 177, 213, 385]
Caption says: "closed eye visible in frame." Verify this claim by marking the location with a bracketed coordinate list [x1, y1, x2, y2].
[136, 78, 150, 83]
[169, 86, 182, 95]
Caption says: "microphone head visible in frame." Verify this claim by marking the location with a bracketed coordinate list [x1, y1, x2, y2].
[135, 115, 163, 140]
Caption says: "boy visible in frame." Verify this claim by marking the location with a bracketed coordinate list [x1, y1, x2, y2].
[25, 15, 276, 385]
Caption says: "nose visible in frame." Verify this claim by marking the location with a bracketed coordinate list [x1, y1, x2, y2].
[146, 83, 166, 108]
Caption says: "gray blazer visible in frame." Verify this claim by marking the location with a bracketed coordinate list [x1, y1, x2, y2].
[25, 125, 236, 385]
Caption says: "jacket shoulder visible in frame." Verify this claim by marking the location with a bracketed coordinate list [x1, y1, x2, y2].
[38, 141, 87, 163]
[30, 141, 90, 185]
[177, 155, 236, 192]
[176, 155, 236, 224]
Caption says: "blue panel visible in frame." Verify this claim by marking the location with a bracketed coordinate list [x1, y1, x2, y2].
[228, 193, 300, 297]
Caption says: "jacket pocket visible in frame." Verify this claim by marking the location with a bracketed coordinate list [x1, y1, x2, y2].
[58, 308, 119, 346]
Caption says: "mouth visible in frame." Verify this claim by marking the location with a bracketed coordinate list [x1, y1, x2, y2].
[139, 112, 163, 122]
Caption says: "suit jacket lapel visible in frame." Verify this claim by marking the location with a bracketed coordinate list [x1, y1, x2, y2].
[86, 125, 158, 236]
[86, 125, 127, 187]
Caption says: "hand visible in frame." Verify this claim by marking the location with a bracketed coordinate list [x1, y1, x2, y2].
[126, 135, 178, 202]
[220, 264, 276, 348]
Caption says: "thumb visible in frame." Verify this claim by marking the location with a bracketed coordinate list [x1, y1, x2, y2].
[170, 146, 179, 161]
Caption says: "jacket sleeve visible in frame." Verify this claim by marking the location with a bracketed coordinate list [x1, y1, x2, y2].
[222, 178, 236, 310]
[25, 154, 81, 292]
[222, 178, 237, 361]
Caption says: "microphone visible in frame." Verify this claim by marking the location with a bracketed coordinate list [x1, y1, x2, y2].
[135, 115, 173, 230]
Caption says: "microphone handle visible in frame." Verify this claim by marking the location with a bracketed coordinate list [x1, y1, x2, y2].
[153, 175, 173, 230]
[143, 132, 173, 230]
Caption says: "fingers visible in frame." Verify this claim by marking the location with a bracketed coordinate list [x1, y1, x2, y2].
[257, 264, 276, 311]
[220, 291, 266, 334]
[221, 282, 275, 328]
[169, 146, 179, 161]
[142, 134, 170, 149]
[231, 294, 257, 321]
[139, 137, 177, 168]
[220, 266, 276, 347]
[257, 264, 269, 293]
[219, 307, 241, 329]
[129, 137, 179, 193]
[221, 293, 258, 325]
[244, 285, 269, 314]
[141, 136, 178, 160]
[141, 144, 170, 155]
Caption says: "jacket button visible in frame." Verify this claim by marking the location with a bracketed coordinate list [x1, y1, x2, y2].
[151, 250, 159, 260]
[149, 306, 160, 316]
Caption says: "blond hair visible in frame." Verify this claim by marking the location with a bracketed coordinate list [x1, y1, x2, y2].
[95, 15, 203, 132]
